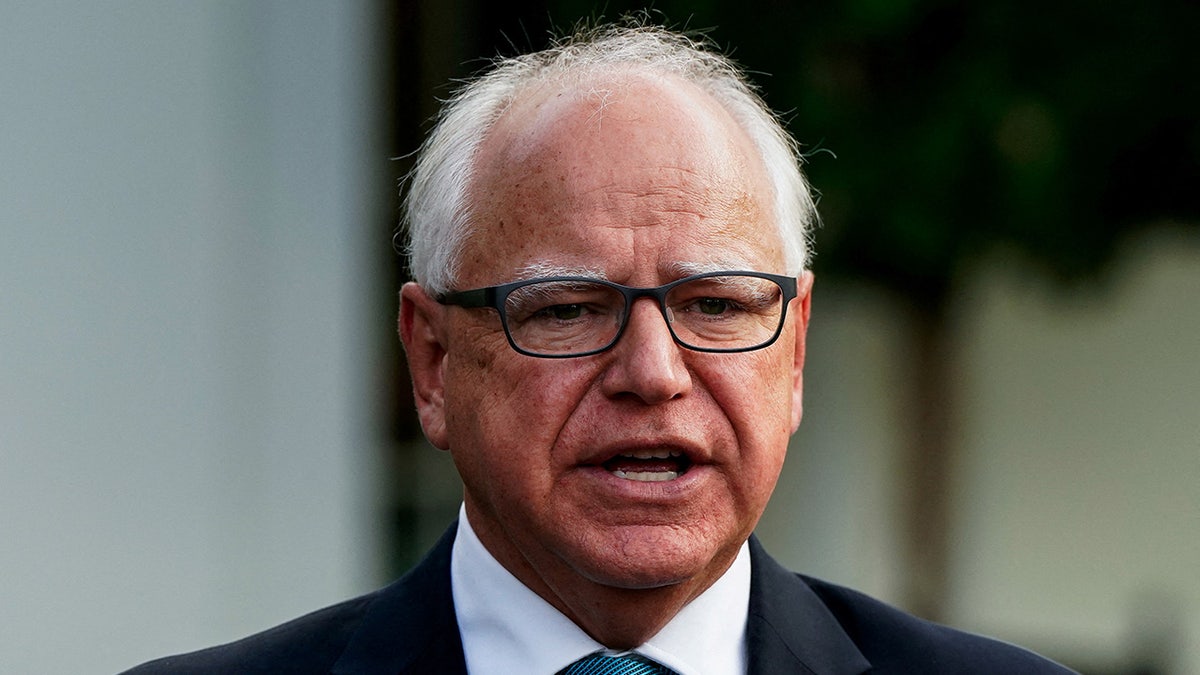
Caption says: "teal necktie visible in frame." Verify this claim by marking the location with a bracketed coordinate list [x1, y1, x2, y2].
[557, 651, 677, 675]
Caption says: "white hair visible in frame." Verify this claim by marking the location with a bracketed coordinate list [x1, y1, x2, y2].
[402, 23, 817, 294]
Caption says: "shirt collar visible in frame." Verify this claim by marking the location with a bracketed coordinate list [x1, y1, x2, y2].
[451, 504, 750, 675]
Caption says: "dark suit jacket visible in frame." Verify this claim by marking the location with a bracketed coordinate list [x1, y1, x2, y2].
[124, 525, 1075, 674]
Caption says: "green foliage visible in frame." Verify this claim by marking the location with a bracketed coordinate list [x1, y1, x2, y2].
[518, 0, 1200, 302]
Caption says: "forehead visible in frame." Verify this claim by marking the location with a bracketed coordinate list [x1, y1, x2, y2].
[461, 70, 782, 283]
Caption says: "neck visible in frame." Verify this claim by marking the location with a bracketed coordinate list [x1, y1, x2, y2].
[548, 577, 710, 649]
[472, 524, 739, 650]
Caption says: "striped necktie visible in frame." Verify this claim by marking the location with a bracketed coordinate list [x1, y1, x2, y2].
[557, 651, 677, 675]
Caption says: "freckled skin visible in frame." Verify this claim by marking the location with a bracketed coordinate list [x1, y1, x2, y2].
[399, 71, 813, 648]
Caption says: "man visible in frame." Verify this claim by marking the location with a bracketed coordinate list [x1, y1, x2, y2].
[126, 24, 1073, 674]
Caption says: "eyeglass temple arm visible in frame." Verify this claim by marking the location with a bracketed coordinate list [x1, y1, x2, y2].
[435, 287, 494, 308]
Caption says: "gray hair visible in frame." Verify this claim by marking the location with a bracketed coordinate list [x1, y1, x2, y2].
[402, 24, 817, 294]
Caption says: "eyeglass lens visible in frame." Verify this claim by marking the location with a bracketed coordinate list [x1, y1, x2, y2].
[502, 275, 785, 356]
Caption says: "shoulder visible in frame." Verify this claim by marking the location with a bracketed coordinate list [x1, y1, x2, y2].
[746, 537, 1076, 674]
[799, 575, 1076, 674]
[121, 593, 377, 674]
[122, 525, 464, 674]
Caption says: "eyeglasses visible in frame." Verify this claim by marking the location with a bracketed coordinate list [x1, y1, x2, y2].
[436, 270, 798, 358]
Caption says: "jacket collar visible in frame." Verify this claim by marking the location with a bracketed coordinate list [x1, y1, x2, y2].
[746, 536, 871, 675]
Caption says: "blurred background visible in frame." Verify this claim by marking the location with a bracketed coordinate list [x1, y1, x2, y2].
[1, 1, 1196, 673]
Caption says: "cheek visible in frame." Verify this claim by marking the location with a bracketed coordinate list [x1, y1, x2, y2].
[442, 345, 598, 464]
[702, 351, 795, 432]
[699, 352, 794, 496]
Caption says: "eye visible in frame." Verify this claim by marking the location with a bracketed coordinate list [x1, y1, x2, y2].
[696, 297, 732, 315]
[542, 304, 584, 321]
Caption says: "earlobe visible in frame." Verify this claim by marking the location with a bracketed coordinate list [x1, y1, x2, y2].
[790, 272, 814, 433]
[398, 282, 450, 450]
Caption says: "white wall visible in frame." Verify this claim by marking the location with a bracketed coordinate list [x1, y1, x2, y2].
[950, 230, 1200, 672]
[0, 3, 386, 672]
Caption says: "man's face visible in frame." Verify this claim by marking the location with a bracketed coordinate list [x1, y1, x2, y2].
[403, 74, 811, 605]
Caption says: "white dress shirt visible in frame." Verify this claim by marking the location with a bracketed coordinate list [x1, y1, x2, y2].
[451, 504, 750, 674]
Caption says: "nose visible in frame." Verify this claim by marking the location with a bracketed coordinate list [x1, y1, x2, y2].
[599, 297, 693, 404]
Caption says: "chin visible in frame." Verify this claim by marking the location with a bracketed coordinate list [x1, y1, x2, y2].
[568, 524, 732, 591]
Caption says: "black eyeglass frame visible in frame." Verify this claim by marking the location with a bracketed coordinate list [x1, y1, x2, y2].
[435, 270, 799, 358]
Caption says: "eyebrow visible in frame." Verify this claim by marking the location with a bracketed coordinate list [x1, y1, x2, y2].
[513, 261, 607, 281]
[511, 258, 765, 284]
[667, 258, 760, 278]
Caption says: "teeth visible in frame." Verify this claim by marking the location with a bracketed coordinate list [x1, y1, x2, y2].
[613, 470, 679, 482]
[623, 450, 683, 460]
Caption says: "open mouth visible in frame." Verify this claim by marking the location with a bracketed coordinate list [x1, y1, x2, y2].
[601, 449, 692, 482]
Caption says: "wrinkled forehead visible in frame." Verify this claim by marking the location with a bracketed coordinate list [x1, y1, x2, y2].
[458, 69, 782, 281]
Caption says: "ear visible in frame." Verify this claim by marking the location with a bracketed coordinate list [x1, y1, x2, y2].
[398, 282, 450, 450]
[790, 272, 814, 433]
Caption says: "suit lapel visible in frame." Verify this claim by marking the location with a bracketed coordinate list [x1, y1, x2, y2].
[746, 537, 871, 675]
[332, 524, 467, 675]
